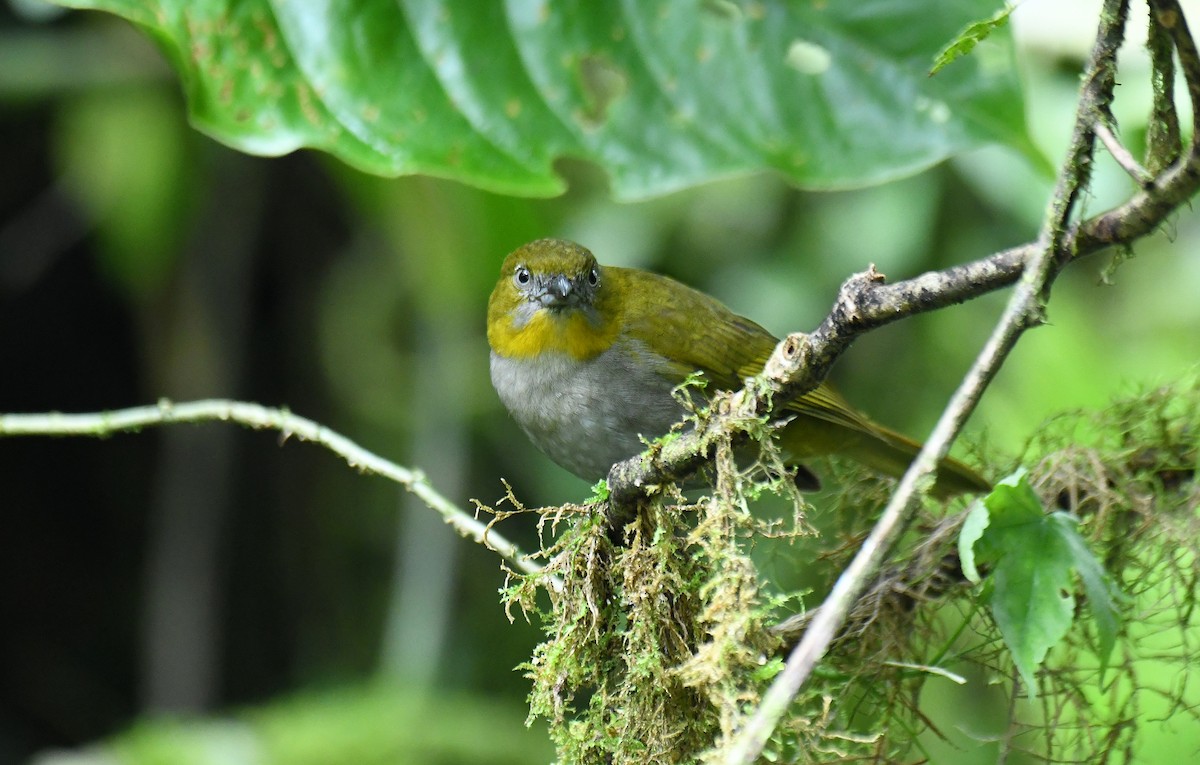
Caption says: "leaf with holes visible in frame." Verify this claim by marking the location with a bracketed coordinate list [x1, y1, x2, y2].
[51, 0, 1041, 200]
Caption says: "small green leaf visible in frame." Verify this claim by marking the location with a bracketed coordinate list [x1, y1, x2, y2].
[930, 4, 1015, 77]
[958, 498, 990, 583]
[588, 480, 610, 502]
[1051, 512, 1122, 674]
[752, 656, 785, 682]
[988, 518, 1074, 696]
[963, 469, 1123, 696]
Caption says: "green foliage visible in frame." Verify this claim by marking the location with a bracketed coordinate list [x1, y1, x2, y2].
[104, 684, 550, 764]
[960, 469, 1122, 694]
[930, 4, 1015, 76]
[587, 478, 610, 502]
[53, 86, 191, 298]
[803, 379, 1199, 762]
[997, 376, 1200, 759]
[51, 0, 1037, 199]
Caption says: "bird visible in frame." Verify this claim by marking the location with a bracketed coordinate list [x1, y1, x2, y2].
[486, 238, 989, 498]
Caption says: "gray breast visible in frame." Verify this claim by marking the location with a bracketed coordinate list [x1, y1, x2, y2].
[490, 340, 686, 479]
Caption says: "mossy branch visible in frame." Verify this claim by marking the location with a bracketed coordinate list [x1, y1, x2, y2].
[0, 398, 551, 583]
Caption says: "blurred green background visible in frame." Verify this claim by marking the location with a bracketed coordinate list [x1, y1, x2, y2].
[1, 1, 1198, 763]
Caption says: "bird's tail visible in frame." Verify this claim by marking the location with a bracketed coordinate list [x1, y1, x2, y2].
[784, 385, 991, 498]
[842, 423, 991, 499]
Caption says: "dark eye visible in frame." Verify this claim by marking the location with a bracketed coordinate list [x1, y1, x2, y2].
[587, 267, 599, 287]
[514, 266, 531, 287]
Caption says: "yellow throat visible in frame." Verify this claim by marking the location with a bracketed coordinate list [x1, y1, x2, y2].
[488, 309, 618, 361]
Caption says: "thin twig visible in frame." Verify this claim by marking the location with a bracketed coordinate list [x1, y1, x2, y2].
[1155, 0, 1200, 136]
[997, 666, 1025, 765]
[0, 398, 555, 585]
[1094, 119, 1155, 187]
[1145, 0, 1182, 174]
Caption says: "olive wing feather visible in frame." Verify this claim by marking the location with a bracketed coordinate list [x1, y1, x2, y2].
[608, 267, 875, 436]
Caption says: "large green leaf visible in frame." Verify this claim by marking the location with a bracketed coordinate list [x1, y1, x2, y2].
[53, 0, 1037, 200]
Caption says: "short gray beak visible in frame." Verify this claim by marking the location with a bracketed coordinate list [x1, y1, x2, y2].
[544, 275, 573, 304]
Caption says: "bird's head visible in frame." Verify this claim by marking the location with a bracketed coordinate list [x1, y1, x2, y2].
[487, 239, 620, 360]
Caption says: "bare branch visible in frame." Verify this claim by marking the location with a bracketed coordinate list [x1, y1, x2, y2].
[1154, 0, 1200, 136]
[0, 399, 554, 585]
[1146, 0, 1183, 173]
[1094, 119, 1155, 186]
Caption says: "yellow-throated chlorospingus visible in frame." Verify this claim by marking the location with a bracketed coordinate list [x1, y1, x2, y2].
[487, 238, 989, 497]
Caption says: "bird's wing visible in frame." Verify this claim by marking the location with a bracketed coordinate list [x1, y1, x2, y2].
[612, 267, 876, 436]
[603, 266, 989, 495]
[612, 267, 774, 388]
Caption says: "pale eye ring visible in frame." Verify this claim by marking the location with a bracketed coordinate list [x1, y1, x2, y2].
[587, 267, 599, 287]
[514, 265, 531, 287]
